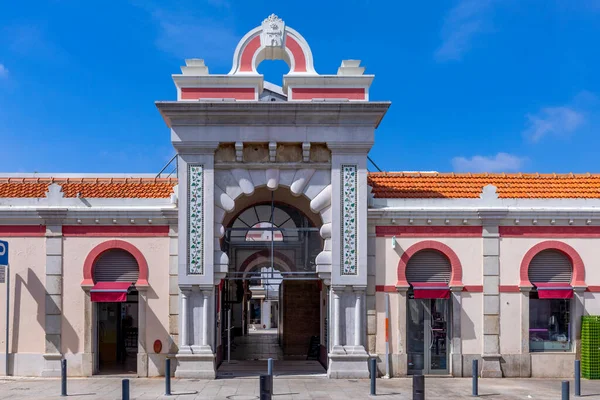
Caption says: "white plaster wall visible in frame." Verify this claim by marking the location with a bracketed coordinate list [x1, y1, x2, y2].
[0, 237, 46, 354]
[62, 237, 170, 368]
[499, 292, 521, 353]
[376, 237, 483, 286]
[461, 293, 482, 354]
[584, 292, 600, 315]
[500, 237, 600, 285]
[375, 291, 400, 354]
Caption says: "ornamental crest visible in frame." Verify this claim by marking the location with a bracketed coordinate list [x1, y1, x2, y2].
[261, 14, 285, 47]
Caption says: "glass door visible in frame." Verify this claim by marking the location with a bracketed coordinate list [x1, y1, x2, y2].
[428, 299, 449, 374]
[407, 296, 449, 375]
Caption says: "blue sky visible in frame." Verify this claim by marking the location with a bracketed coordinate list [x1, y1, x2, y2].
[0, 0, 599, 174]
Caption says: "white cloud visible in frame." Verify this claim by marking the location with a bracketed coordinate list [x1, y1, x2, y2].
[435, 0, 494, 62]
[452, 152, 527, 172]
[523, 106, 586, 142]
[0, 64, 8, 79]
[151, 9, 239, 63]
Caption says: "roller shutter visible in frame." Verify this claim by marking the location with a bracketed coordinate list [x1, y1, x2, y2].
[93, 249, 139, 283]
[528, 249, 572, 283]
[406, 250, 451, 283]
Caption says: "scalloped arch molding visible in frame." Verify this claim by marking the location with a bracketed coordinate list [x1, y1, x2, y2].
[212, 167, 332, 271]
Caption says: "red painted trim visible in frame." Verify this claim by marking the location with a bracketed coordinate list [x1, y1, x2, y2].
[240, 36, 261, 72]
[63, 225, 169, 237]
[375, 285, 397, 292]
[519, 240, 586, 288]
[376, 226, 482, 237]
[500, 226, 600, 237]
[81, 240, 149, 288]
[181, 87, 255, 100]
[285, 36, 307, 73]
[499, 285, 521, 293]
[0, 225, 46, 237]
[463, 285, 483, 292]
[586, 286, 600, 292]
[291, 88, 366, 100]
[396, 240, 463, 287]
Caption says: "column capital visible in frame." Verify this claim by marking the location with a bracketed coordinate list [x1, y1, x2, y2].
[353, 286, 367, 293]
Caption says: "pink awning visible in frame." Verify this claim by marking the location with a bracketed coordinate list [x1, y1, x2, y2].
[411, 282, 450, 299]
[90, 282, 132, 302]
[534, 282, 573, 299]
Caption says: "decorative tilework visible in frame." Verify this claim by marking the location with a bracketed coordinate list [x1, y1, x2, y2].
[187, 165, 204, 274]
[341, 164, 357, 275]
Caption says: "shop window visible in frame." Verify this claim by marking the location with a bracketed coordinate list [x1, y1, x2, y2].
[529, 292, 571, 352]
[528, 249, 573, 352]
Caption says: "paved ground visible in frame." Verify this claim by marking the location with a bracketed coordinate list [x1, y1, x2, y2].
[1, 376, 600, 399]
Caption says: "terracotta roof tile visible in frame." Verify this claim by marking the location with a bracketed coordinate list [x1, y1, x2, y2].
[0, 177, 178, 198]
[367, 172, 600, 199]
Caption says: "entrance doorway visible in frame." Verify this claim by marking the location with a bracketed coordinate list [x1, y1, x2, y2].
[407, 296, 450, 375]
[216, 191, 326, 377]
[96, 291, 139, 374]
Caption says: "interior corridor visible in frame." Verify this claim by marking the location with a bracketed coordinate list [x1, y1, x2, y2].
[218, 329, 325, 378]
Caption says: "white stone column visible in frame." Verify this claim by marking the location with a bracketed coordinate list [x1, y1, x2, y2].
[332, 288, 342, 348]
[354, 290, 362, 347]
[40, 212, 67, 377]
[573, 287, 586, 358]
[450, 287, 463, 377]
[481, 221, 502, 378]
[202, 290, 210, 347]
[519, 287, 532, 377]
[180, 289, 191, 352]
[137, 289, 148, 377]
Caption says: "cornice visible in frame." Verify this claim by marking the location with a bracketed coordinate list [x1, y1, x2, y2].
[156, 101, 391, 128]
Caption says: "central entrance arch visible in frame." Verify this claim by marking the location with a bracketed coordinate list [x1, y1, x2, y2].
[216, 188, 327, 376]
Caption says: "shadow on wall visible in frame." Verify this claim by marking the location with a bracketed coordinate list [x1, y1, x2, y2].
[11, 269, 79, 367]
[460, 293, 476, 341]
[143, 285, 174, 376]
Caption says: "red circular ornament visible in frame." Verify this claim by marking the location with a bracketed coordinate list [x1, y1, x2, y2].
[153, 339, 162, 353]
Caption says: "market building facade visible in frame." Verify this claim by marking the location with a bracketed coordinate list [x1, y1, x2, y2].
[1, 15, 600, 379]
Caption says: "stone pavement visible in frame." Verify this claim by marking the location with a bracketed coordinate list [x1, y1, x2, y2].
[2, 376, 600, 399]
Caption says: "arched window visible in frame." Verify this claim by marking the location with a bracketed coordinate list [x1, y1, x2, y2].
[406, 250, 451, 299]
[93, 249, 139, 283]
[229, 204, 299, 242]
[528, 249, 573, 353]
[245, 222, 283, 242]
[406, 250, 451, 283]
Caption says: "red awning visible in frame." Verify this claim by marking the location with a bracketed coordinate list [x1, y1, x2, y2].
[90, 282, 132, 302]
[411, 282, 450, 299]
[534, 282, 573, 299]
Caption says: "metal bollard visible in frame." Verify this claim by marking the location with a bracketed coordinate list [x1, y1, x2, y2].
[472, 359, 479, 396]
[60, 359, 67, 397]
[413, 374, 425, 400]
[122, 378, 130, 400]
[370, 357, 377, 395]
[575, 360, 581, 397]
[562, 381, 570, 400]
[267, 357, 274, 390]
[165, 358, 171, 396]
[260, 374, 272, 400]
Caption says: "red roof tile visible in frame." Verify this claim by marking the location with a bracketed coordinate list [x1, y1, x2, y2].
[0, 177, 177, 198]
[367, 172, 600, 199]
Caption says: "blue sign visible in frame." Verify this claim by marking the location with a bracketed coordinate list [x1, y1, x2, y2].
[0, 240, 7, 266]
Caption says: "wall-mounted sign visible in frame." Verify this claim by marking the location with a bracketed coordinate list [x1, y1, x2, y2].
[0, 265, 5, 284]
[153, 339, 162, 354]
[0, 240, 8, 266]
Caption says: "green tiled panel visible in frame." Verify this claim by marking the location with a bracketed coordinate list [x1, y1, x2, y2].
[581, 316, 600, 379]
